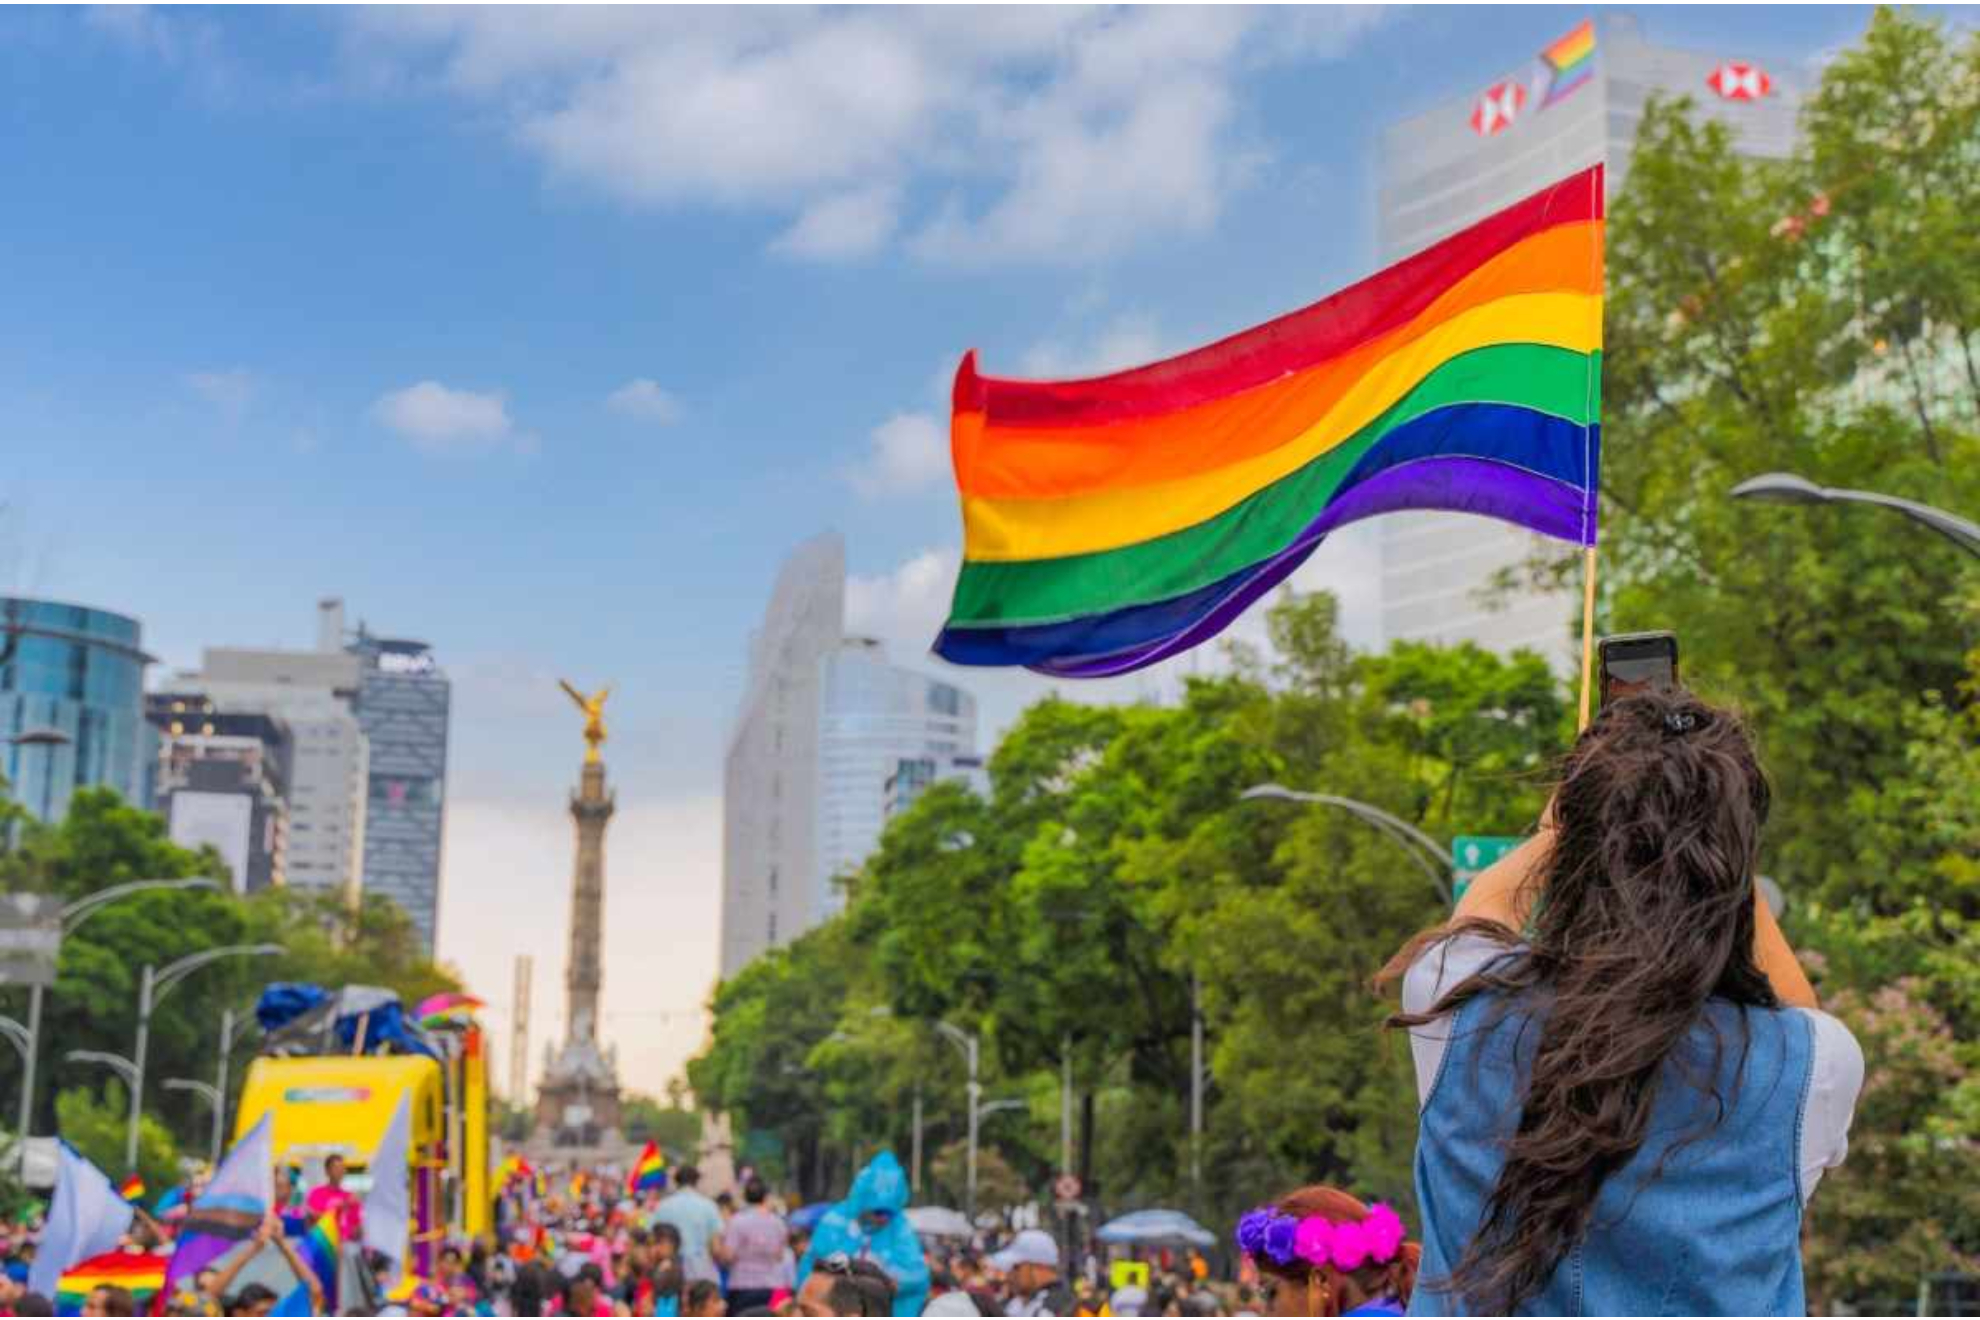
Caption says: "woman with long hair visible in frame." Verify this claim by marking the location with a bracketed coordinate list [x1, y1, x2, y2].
[1383, 689, 1862, 1315]
[1234, 1187, 1421, 1317]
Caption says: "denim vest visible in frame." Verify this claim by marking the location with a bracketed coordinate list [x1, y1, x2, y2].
[1410, 990, 1815, 1316]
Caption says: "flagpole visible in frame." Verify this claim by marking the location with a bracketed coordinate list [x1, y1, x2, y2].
[1577, 544, 1598, 729]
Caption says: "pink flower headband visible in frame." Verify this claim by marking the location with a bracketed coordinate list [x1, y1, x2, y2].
[1234, 1202, 1407, 1273]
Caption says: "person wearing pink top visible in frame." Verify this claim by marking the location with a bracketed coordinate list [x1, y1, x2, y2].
[720, 1179, 790, 1314]
[303, 1154, 363, 1239]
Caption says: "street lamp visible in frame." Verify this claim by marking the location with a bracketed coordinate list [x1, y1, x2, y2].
[124, 943, 284, 1172]
[1239, 784, 1455, 904]
[10, 878, 223, 1156]
[162, 1079, 224, 1163]
[1729, 472, 1980, 558]
[935, 1021, 982, 1221]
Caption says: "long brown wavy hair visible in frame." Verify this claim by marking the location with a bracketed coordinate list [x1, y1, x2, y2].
[1255, 1186, 1421, 1317]
[1381, 689, 1778, 1314]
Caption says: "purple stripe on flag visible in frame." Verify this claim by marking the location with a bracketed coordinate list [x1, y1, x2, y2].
[1032, 457, 1592, 677]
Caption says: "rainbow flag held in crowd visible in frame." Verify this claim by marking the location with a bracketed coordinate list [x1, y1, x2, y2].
[117, 1174, 145, 1204]
[55, 1250, 166, 1316]
[287, 1209, 342, 1313]
[935, 164, 1604, 678]
[627, 1141, 668, 1195]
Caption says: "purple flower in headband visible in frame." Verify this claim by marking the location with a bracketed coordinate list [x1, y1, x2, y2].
[1263, 1215, 1299, 1266]
[1234, 1208, 1274, 1256]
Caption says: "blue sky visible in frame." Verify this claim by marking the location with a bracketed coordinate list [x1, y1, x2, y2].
[0, 5, 1884, 1091]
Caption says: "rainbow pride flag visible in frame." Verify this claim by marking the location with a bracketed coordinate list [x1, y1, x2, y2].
[935, 165, 1604, 678]
[627, 1141, 668, 1195]
[414, 991, 485, 1030]
[289, 1208, 342, 1313]
[55, 1250, 166, 1316]
[117, 1174, 145, 1204]
[1540, 20, 1597, 105]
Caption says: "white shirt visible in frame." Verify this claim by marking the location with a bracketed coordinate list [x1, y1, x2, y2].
[1401, 933, 1864, 1201]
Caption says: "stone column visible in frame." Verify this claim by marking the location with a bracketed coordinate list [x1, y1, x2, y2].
[565, 758, 615, 1044]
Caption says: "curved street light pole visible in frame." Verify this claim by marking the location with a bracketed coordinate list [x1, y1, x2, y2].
[162, 1079, 225, 1163]
[127, 943, 283, 1173]
[1729, 472, 1980, 558]
[935, 1021, 982, 1222]
[1240, 784, 1454, 904]
[12, 877, 222, 1157]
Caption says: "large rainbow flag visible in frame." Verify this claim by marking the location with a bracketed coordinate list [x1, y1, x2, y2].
[55, 1250, 166, 1316]
[935, 165, 1604, 677]
[289, 1208, 342, 1313]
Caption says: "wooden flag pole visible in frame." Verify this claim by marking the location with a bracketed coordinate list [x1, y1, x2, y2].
[1577, 544, 1599, 730]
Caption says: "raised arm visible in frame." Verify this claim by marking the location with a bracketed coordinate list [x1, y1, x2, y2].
[271, 1224, 327, 1314]
[207, 1214, 277, 1302]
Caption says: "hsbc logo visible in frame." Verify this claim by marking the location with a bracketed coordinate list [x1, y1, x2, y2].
[1470, 79, 1528, 136]
[1708, 61, 1773, 101]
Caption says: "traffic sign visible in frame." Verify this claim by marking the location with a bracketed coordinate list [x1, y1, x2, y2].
[1053, 1173, 1082, 1203]
[1450, 836, 1521, 903]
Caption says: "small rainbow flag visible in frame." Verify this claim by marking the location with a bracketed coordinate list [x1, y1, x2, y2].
[627, 1141, 668, 1195]
[289, 1209, 342, 1313]
[118, 1173, 145, 1203]
[936, 165, 1605, 677]
[55, 1250, 166, 1316]
[1540, 19, 1597, 106]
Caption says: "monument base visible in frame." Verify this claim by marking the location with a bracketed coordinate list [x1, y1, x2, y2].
[532, 1035, 625, 1151]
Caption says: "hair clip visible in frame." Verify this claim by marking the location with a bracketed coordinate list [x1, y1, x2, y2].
[1662, 711, 1699, 736]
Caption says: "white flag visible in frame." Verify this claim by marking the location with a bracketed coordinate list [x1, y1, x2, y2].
[361, 1094, 412, 1275]
[27, 1143, 134, 1297]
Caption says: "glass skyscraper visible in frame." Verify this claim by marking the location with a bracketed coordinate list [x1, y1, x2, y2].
[0, 596, 149, 821]
[349, 627, 451, 951]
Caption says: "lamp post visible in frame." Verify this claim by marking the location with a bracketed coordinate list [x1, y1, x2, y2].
[935, 1021, 981, 1221]
[1729, 472, 1980, 558]
[11, 877, 222, 1155]
[125, 943, 284, 1173]
[1239, 784, 1455, 904]
[162, 1079, 225, 1164]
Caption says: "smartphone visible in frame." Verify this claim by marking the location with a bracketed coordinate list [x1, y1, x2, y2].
[1597, 631, 1679, 708]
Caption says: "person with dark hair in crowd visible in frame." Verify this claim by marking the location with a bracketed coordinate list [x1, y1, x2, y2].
[653, 1167, 728, 1287]
[1385, 689, 1865, 1316]
[1234, 1186, 1419, 1316]
[719, 1178, 790, 1314]
[795, 1255, 896, 1317]
[80, 1284, 137, 1318]
[508, 1261, 555, 1318]
[565, 1262, 619, 1318]
[14, 1293, 57, 1317]
[684, 1278, 727, 1317]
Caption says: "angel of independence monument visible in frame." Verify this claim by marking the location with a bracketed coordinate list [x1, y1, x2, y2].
[530, 680, 628, 1157]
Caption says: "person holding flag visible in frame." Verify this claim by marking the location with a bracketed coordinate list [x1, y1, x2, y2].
[626, 1143, 667, 1199]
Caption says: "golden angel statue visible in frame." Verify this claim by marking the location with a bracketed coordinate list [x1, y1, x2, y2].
[559, 679, 612, 762]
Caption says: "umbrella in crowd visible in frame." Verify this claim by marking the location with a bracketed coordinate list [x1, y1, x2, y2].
[1095, 1209, 1217, 1249]
[906, 1206, 974, 1239]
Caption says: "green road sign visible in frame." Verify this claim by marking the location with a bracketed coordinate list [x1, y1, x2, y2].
[1450, 835, 1521, 903]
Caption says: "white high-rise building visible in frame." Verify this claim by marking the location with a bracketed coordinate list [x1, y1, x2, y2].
[816, 638, 977, 920]
[174, 643, 370, 908]
[720, 534, 979, 979]
[1375, 13, 1805, 666]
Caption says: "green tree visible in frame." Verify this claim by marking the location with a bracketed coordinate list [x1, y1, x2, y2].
[621, 1092, 703, 1159]
[55, 1084, 181, 1195]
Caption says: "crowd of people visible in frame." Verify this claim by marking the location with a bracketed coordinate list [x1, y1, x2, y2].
[3, 690, 1868, 1317]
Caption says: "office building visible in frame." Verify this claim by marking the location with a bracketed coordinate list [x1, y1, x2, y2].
[0, 596, 150, 821]
[1375, 13, 1805, 665]
[178, 622, 371, 909]
[883, 752, 990, 822]
[147, 695, 291, 893]
[720, 535, 981, 978]
[348, 623, 451, 951]
[816, 639, 978, 912]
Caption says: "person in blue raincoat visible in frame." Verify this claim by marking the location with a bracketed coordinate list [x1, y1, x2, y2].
[796, 1152, 930, 1317]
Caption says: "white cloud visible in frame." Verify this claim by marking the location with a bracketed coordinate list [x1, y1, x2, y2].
[341, 7, 1388, 264]
[846, 546, 960, 649]
[183, 367, 255, 420]
[846, 411, 947, 498]
[1020, 312, 1167, 379]
[772, 185, 900, 261]
[606, 378, 683, 425]
[371, 380, 515, 454]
